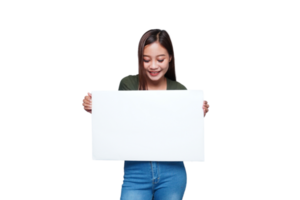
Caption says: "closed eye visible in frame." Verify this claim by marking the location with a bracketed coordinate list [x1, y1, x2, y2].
[143, 60, 164, 63]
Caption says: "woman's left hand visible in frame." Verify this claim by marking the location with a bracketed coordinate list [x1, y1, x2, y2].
[203, 100, 209, 117]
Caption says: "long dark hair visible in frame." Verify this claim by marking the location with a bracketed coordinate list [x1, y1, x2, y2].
[138, 29, 176, 90]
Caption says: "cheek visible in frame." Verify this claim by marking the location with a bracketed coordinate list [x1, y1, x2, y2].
[163, 62, 169, 70]
[164, 63, 169, 71]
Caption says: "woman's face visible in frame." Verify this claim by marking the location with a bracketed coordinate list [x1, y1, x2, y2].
[143, 41, 172, 82]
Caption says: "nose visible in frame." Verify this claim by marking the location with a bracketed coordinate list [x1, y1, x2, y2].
[150, 61, 158, 70]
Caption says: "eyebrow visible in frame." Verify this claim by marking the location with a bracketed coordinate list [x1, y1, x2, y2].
[143, 54, 166, 57]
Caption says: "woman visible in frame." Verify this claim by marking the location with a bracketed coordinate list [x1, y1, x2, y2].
[82, 29, 209, 200]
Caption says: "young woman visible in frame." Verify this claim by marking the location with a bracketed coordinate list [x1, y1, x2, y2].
[82, 29, 209, 200]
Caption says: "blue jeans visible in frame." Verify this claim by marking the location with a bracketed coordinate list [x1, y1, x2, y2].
[120, 161, 187, 200]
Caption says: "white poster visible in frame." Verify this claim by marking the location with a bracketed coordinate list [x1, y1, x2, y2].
[92, 90, 204, 161]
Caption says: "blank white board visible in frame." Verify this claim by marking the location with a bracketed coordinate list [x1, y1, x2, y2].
[92, 90, 204, 161]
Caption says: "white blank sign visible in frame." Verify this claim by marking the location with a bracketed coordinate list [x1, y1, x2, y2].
[92, 90, 204, 161]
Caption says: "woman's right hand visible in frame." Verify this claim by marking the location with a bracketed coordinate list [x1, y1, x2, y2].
[83, 92, 92, 114]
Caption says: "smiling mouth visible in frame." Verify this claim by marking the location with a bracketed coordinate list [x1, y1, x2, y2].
[149, 71, 161, 74]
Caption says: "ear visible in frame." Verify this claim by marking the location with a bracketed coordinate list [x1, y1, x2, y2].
[169, 55, 172, 62]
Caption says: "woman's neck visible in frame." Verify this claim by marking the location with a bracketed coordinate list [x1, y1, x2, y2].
[148, 77, 167, 90]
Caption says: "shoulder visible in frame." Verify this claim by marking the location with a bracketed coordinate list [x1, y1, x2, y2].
[168, 78, 187, 90]
[118, 74, 138, 90]
[177, 81, 187, 90]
